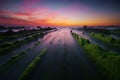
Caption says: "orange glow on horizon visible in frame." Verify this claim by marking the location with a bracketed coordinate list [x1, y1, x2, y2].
[0, 6, 120, 27]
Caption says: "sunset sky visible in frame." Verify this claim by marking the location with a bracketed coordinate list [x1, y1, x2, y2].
[0, 0, 120, 27]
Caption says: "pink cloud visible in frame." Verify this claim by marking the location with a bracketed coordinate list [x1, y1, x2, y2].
[15, 12, 31, 16]
[0, 15, 38, 26]
[0, 9, 32, 20]
[0, 8, 63, 26]
[0, 4, 93, 26]
[0, 9, 13, 15]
